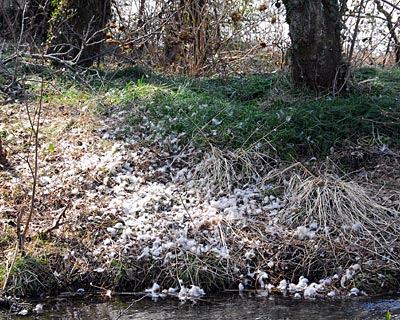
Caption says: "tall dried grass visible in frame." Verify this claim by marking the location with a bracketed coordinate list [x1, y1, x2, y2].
[280, 163, 400, 268]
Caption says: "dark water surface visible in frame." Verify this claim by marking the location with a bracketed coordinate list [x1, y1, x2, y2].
[4, 294, 400, 319]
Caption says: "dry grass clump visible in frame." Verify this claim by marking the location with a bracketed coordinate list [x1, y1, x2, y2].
[194, 145, 274, 189]
[162, 252, 236, 292]
[280, 164, 400, 268]
[217, 210, 400, 293]
[222, 221, 337, 282]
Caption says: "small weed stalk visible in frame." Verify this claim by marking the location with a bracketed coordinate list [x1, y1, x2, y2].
[2, 3, 45, 288]
[2, 78, 44, 292]
[20, 78, 44, 252]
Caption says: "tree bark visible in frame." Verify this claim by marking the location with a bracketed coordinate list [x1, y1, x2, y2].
[163, 0, 211, 75]
[47, 0, 111, 67]
[282, 0, 347, 90]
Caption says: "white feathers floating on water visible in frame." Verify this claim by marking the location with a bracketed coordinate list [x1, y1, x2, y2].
[145, 282, 161, 300]
[277, 279, 287, 293]
[175, 280, 205, 302]
[270, 276, 333, 299]
[303, 283, 317, 299]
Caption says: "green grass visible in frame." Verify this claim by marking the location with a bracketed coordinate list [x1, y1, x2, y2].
[0, 255, 55, 297]
[94, 66, 399, 159]
[17, 64, 400, 160]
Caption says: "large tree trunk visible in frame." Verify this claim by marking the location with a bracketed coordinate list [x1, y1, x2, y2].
[282, 0, 347, 90]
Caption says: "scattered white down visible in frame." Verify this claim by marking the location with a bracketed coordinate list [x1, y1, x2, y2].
[294, 226, 315, 240]
[349, 287, 360, 296]
[303, 283, 317, 299]
[34, 105, 373, 303]
[18, 310, 29, 316]
[177, 280, 205, 301]
[188, 285, 205, 298]
[145, 282, 161, 299]
[33, 304, 44, 313]
[277, 279, 287, 293]
[327, 290, 336, 297]
[288, 283, 297, 293]
[257, 271, 269, 289]
[296, 276, 309, 292]
[341, 264, 361, 288]
[168, 287, 179, 293]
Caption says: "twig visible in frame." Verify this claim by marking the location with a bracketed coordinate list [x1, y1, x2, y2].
[1, 242, 19, 292]
[42, 204, 70, 236]
[19, 74, 44, 253]
[348, 0, 365, 63]
[379, 0, 400, 11]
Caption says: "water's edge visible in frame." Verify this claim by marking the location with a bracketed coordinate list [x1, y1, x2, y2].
[2, 293, 400, 319]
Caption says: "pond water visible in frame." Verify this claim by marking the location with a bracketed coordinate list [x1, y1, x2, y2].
[4, 293, 400, 320]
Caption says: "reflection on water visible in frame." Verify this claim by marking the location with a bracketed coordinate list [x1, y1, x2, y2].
[4, 293, 400, 320]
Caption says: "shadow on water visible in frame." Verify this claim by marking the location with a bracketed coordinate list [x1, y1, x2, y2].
[3, 294, 400, 319]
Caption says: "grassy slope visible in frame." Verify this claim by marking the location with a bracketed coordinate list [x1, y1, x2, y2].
[95, 66, 400, 160]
